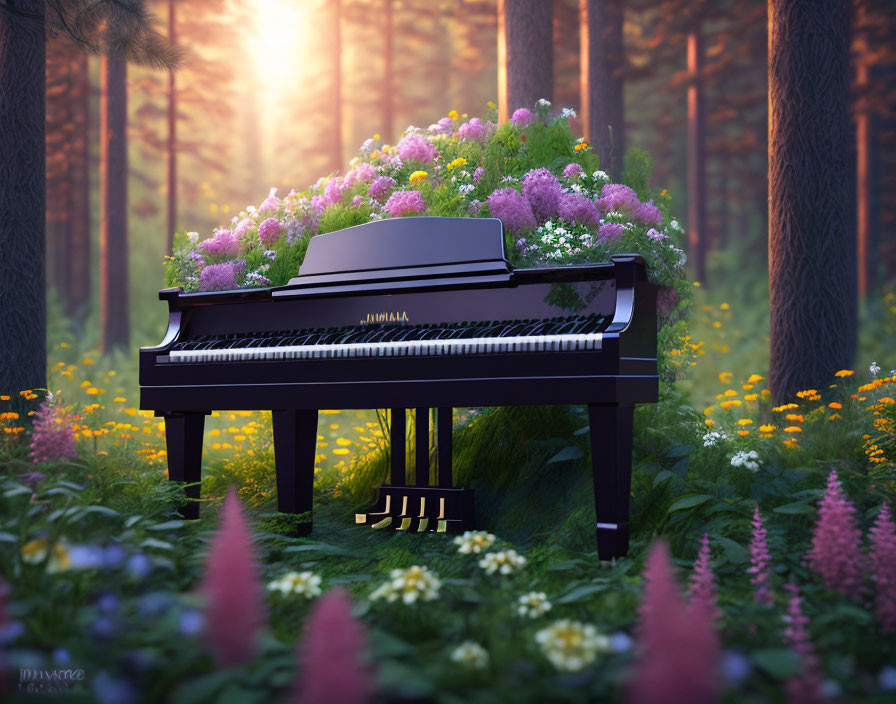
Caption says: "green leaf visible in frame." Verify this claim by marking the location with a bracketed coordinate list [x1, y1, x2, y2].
[546, 446, 584, 464]
[83, 506, 119, 517]
[125, 515, 144, 528]
[170, 670, 236, 704]
[667, 494, 712, 513]
[556, 583, 609, 604]
[140, 538, 175, 551]
[283, 543, 369, 558]
[546, 559, 591, 572]
[147, 520, 188, 531]
[573, 425, 590, 436]
[653, 470, 675, 487]
[750, 648, 803, 679]
[0, 532, 17, 543]
[666, 445, 694, 458]
[671, 457, 690, 477]
[773, 502, 815, 515]
[715, 536, 749, 564]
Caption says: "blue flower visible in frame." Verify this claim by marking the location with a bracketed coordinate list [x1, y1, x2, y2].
[126, 554, 152, 579]
[179, 609, 204, 636]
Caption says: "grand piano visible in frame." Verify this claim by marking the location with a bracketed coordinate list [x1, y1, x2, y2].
[139, 216, 658, 559]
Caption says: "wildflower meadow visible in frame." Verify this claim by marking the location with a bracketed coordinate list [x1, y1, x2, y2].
[2, 102, 896, 704]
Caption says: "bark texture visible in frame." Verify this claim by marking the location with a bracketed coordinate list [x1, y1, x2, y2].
[768, 0, 856, 402]
[333, 0, 343, 171]
[0, 0, 46, 394]
[166, 0, 177, 254]
[497, 0, 552, 122]
[101, 53, 130, 352]
[382, 0, 394, 144]
[687, 22, 707, 285]
[579, 0, 624, 177]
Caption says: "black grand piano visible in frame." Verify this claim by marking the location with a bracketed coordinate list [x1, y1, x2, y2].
[139, 216, 657, 559]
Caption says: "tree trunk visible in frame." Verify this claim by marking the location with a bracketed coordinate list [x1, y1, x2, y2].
[686, 21, 707, 285]
[68, 50, 91, 324]
[166, 0, 177, 254]
[768, 0, 856, 402]
[100, 54, 130, 353]
[333, 0, 343, 171]
[0, 0, 46, 395]
[382, 0, 394, 144]
[497, 0, 553, 122]
[579, 0, 624, 178]
[718, 152, 729, 250]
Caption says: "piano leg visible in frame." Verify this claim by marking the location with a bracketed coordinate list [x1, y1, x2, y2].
[272, 410, 318, 533]
[588, 404, 634, 560]
[162, 411, 207, 520]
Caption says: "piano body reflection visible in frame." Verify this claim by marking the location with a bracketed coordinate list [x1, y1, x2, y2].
[139, 217, 657, 559]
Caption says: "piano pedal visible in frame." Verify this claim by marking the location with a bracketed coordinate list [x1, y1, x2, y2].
[436, 519, 448, 533]
[371, 517, 392, 529]
[356, 486, 474, 534]
[397, 517, 413, 531]
[417, 517, 430, 532]
[355, 513, 368, 524]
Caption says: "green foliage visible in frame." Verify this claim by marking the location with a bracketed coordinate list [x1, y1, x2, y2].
[317, 203, 372, 235]
[622, 148, 654, 199]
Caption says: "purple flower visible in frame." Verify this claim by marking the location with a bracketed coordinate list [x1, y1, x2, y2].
[458, 117, 487, 140]
[199, 260, 246, 292]
[258, 187, 280, 213]
[202, 488, 265, 668]
[257, 218, 282, 246]
[563, 163, 584, 179]
[397, 134, 438, 164]
[511, 108, 535, 126]
[632, 200, 663, 226]
[870, 504, 896, 633]
[198, 228, 240, 259]
[322, 177, 346, 208]
[29, 396, 76, 464]
[293, 588, 375, 704]
[807, 470, 864, 599]
[472, 166, 485, 183]
[748, 507, 774, 606]
[485, 187, 536, 234]
[598, 222, 625, 243]
[19, 471, 45, 488]
[627, 540, 721, 704]
[468, 199, 482, 215]
[343, 162, 377, 187]
[233, 218, 256, 238]
[646, 228, 668, 241]
[558, 193, 600, 227]
[383, 190, 426, 217]
[522, 168, 562, 223]
[368, 176, 395, 203]
[689, 532, 722, 623]
[782, 585, 823, 704]
[351, 195, 363, 208]
[598, 183, 639, 213]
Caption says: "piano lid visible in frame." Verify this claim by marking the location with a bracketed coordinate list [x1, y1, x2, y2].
[274, 217, 513, 297]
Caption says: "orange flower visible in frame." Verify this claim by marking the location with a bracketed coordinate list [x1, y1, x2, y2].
[737, 430, 750, 436]
[785, 414, 804, 423]
[747, 374, 764, 384]
[759, 424, 777, 432]
[783, 426, 802, 433]
[828, 402, 842, 409]
[773, 404, 799, 412]
[737, 419, 753, 426]
[834, 369, 854, 377]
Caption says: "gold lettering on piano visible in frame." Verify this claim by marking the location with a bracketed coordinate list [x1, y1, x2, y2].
[359, 311, 410, 325]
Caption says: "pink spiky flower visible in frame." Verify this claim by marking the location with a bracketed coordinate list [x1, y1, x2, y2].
[869, 504, 896, 633]
[293, 587, 375, 704]
[782, 584, 823, 704]
[748, 507, 774, 606]
[806, 470, 863, 599]
[201, 487, 265, 667]
[626, 540, 721, 704]
[689, 532, 722, 623]
[29, 393, 76, 464]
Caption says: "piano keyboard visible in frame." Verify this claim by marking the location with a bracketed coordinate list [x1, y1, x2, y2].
[168, 315, 608, 363]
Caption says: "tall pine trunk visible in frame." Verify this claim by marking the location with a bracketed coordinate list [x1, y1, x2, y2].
[0, 0, 46, 395]
[166, 0, 177, 254]
[686, 20, 707, 285]
[68, 51, 91, 324]
[497, 0, 552, 122]
[579, 0, 624, 178]
[768, 0, 856, 402]
[332, 0, 343, 171]
[100, 54, 130, 353]
[382, 0, 394, 144]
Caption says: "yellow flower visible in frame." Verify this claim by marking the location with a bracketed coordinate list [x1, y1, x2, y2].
[827, 413, 842, 420]
[737, 419, 753, 426]
[81, 380, 91, 388]
[447, 157, 467, 170]
[333, 448, 350, 455]
[704, 406, 714, 416]
[773, 403, 799, 412]
[783, 426, 802, 433]
[720, 303, 730, 310]
[409, 170, 428, 183]
[785, 414, 804, 423]
[744, 394, 759, 401]
[718, 372, 733, 384]
[720, 345, 730, 353]
[693, 281, 701, 287]
[86, 388, 100, 395]
[704, 419, 715, 426]
[759, 424, 777, 432]
[82, 358, 94, 365]
[720, 400, 742, 409]
[747, 374, 764, 383]
[835, 370, 854, 377]
[448, 109, 459, 120]
[22, 538, 71, 572]
[574, 142, 591, 152]
[723, 389, 738, 397]
[737, 430, 750, 436]
[796, 389, 818, 398]
[0, 395, 8, 401]
[713, 321, 722, 328]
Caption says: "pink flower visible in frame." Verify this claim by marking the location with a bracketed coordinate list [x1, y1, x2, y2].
[511, 108, 535, 126]
[783, 585, 823, 704]
[598, 183, 639, 212]
[689, 532, 722, 623]
[748, 507, 774, 606]
[199, 260, 246, 292]
[259, 187, 280, 213]
[233, 218, 256, 238]
[201, 487, 265, 668]
[627, 540, 720, 704]
[344, 162, 377, 188]
[397, 134, 438, 164]
[522, 168, 562, 223]
[646, 228, 668, 241]
[351, 195, 363, 208]
[368, 176, 395, 202]
[198, 228, 240, 259]
[486, 187, 536, 234]
[257, 218, 282, 246]
[473, 166, 485, 182]
[322, 177, 346, 208]
[292, 588, 375, 704]
[598, 222, 625, 242]
[558, 193, 600, 227]
[563, 162, 584, 179]
[807, 470, 864, 599]
[632, 200, 663, 226]
[458, 117, 487, 140]
[29, 395, 76, 464]
[383, 190, 426, 217]
[870, 504, 896, 633]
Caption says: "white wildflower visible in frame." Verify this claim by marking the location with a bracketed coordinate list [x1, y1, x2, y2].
[592, 170, 610, 182]
[369, 565, 441, 604]
[670, 219, 681, 231]
[458, 184, 475, 196]
[535, 620, 610, 672]
[537, 98, 552, 108]
[453, 530, 496, 554]
[478, 549, 527, 575]
[267, 571, 322, 598]
[186, 231, 199, 244]
[450, 641, 489, 669]
[517, 591, 552, 618]
[702, 431, 728, 447]
[730, 450, 761, 472]
[560, 107, 576, 119]
[870, 362, 881, 377]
